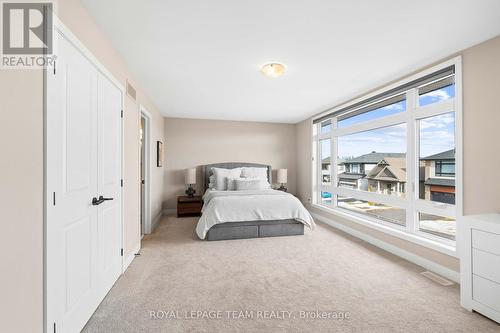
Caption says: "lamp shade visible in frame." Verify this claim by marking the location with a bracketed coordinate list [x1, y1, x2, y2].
[185, 168, 196, 185]
[277, 169, 287, 184]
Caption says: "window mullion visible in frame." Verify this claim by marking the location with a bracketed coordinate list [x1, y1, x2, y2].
[331, 118, 338, 207]
[406, 89, 417, 234]
[334, 187, 408, 209]
[314, 128, 321, 205]
[312, 124, 318, 205]
[414, 99, 454, 119]
[333, 112, 407, 137]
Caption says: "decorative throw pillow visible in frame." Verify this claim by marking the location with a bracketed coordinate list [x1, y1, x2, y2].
[211, 167, 242, 191]
[235, 178, 270, 191]
[226, 176, 243, 191]
[208, 175, 216, 189]
[241, 167, 268, 181]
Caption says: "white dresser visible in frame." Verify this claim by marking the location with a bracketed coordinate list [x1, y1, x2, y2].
[459, 214, 500, 323]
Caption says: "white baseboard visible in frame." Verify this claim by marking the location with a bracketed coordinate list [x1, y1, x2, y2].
[122, 243, 141, 273]
[311, 213, 460, 283]
[151, 211, 164, 232]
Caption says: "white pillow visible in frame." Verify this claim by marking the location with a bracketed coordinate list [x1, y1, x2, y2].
[211, 167, 242, 191]
[241, 167, 268, 181]
[235, 178, 270, 191]
[226, 176, 243, 191]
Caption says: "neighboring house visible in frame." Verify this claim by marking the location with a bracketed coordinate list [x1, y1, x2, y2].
[321, 157, 331, 184]
[321, 157, 345, 184]
[365, 157, 406, 196]
[338, 152, 405, 190]
[420, 149, 456, 204]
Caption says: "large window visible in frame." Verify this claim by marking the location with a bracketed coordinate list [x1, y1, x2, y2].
[312, 60, 460, 248]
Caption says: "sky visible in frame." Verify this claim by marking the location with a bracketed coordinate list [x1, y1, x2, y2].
[321, 84, 455, 159]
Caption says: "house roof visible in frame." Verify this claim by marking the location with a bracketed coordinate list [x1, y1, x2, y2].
[424, 178, 455, 187]
[421, 149, 455, 161]
[340, 152, 405, 164]
[365, 157, 407, 182]
[338, 173, 364, 180]
[322, 157, 345, 164]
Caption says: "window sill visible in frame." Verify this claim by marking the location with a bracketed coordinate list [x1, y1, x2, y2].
[311, 204, 458, 258]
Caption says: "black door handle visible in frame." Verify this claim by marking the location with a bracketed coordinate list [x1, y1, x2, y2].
[92, 196, 114, 206]
[92, 197, 104, 205]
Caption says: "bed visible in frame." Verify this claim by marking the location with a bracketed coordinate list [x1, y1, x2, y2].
[196, 162, 315, 241]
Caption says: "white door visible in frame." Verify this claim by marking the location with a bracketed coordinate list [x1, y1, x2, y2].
[47, 31, 123, 333]
[96, 72, 123, 298]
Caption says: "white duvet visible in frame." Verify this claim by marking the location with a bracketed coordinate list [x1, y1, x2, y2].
[196, 189, 315, 239]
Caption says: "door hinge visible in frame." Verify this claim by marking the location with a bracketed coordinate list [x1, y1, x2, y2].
[53, 322, 56, 333]
[120, 248, 124, 256]
[121, 110, 123, 118]
[121, 179, 123, 187]
[53, 61, 56, 75]
[53, 192, 56, 206]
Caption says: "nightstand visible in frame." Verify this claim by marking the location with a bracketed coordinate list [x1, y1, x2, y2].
[177, 195, 203, 217]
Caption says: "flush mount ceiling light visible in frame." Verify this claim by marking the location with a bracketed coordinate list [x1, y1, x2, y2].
[261, 62, 286, 78]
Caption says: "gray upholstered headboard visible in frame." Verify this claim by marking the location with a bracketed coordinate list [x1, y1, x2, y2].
[202, 162, 272, 191]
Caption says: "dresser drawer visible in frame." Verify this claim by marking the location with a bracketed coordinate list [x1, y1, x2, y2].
[178, 202, 202, 211]
[177, 200, 202, 217]
[472, 229, 500, 256]
[473, 249, 500, 283]
[473, 275, 500, 311]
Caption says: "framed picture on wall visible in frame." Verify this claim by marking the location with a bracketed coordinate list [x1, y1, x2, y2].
[157, 141, 163, 167]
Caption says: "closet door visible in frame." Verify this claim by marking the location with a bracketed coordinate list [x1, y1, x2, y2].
[46, 33, 100, 333]
[47, 31, 123, 333]
[96, 72, 123, 298]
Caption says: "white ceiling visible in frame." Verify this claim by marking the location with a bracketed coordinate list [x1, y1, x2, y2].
[81, 0, 500, 123]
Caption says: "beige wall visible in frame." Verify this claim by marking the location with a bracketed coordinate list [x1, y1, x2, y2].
[0, 1, 165, 332]
[0, 70, 44, 333]
[462, 35, 500, 214]
[163, 118, 296, 209]
[295, 35, 500, 274]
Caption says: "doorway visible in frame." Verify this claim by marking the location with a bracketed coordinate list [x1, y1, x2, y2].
[140, 107, 152, 235]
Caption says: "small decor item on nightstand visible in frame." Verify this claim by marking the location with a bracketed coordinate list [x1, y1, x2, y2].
[184, 167, 197, 197]
[277, 169, 288, 192]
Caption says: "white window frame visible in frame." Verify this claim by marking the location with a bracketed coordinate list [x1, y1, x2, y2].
[311, 57, 462, 257]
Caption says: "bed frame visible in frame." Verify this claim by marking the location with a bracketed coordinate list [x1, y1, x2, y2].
[201, 162, 304, 241]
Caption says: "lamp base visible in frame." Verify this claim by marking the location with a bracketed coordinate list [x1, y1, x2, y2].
[185, 185, 196, 197]
[277, 184, 287, 192]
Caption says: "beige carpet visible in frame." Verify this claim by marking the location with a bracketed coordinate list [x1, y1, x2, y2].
[83, 215, 499, 333]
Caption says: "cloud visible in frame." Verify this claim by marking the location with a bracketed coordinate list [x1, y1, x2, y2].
[420, 113, 455, 130]
[380, 101, 405, 112]
[420, 130, 454, 141]
[421, 89, 450, 102]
